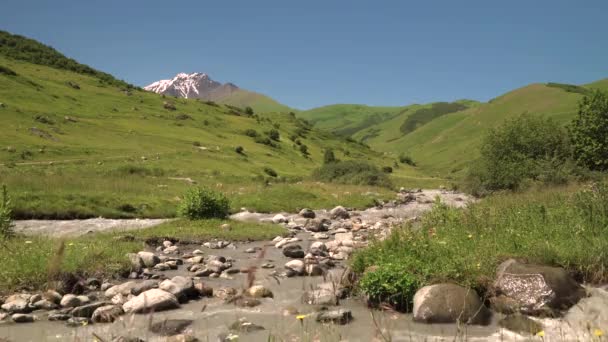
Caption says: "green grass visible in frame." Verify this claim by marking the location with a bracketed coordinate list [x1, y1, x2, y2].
[352, 183, 608, 309]
[0, 218, 285, 293]
[0, 52, 438, 218]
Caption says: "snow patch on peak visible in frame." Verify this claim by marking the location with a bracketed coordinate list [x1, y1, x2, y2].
[144, 72, 227, 99]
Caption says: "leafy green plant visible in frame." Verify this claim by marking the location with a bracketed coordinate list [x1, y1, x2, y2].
[243, 129, 258, 137]
[382, 166, 393, 173]
[177, 187, 230, 219]
[235, 146, 244, 154]
[0, 185, 15, 238]
[358, 263, 421, 311]
[569, 89, 608, 171]
[323, 149, 337, 164]
[467, 113, 572, 193]
[268, 129, 280, 141]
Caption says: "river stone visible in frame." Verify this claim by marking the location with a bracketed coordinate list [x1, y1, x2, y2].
[285, 260, 305, 275]
[299, 208, 316, 218]
[309, 241, 328, 255]
[247, 285, 273, 298]
[70, 302, 107, 318]
[105, 281, 138, 298]
[413, 284, 491, 325]
[166, 335, 197, 342]
[163, 240, 173, 248]
[149, 319, 193, 336]
[334, 232, 353, 243]
[60, 294, 83, 308]
[306, 219, 329, 232]
[229, 318, 265, 333]
[1, 299, 29, 313]
[48, 313, 71, 321]
[316, 309, 352, 325]
[92, 305, 124, 323]
[32, 299, 58, 310]
[330, 206, 350, 219]
[160, 276, 197, 302]
[490, 259, 585, 316]
[283, 244, 305, 258]
[272, 214, 287, 224]
[122, 289, 180, 314]
[137, 251, 160, 267]
[194, 283, 213, 297]
[131, 280, 159, 295]
[303, 283, 341, 305]
[0, 312, 7, 321]
[43, 290, 63, 304]
[499, 314, 543, 335]
[11, 314, 35, 323]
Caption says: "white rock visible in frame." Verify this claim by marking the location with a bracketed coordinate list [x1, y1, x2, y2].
[285, 260, 305, 275]
[122, 289, 179, 314]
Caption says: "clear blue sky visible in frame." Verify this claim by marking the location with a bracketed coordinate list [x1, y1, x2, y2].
[1, 0, 607, 109]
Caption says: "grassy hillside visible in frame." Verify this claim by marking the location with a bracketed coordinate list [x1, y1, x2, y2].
[218, 88, 293, 113]
[0, 53, 439, 218]
[372, 81, 608, 178]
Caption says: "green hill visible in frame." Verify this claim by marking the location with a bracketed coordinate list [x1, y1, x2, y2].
[215, 88, 293, 113]
[0, 36, 439, 218]
[372, 81, 608, 178]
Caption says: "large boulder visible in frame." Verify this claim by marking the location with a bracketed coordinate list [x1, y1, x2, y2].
[131, 280, 159, 296]
[159, 276, 197, 302]
[137, 251, 160, 268]
[246, 285, 273, 298]
[490, 259, 585, 316]
[122, 289, 180, 314]
[413, 284, 491, 325]
[330, 206, 350, 219]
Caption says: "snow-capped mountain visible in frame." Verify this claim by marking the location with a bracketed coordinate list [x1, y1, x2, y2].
[144, 72, 292, 113]
[144, 72, 239, 100]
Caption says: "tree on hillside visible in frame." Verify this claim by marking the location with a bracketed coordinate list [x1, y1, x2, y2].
[569, 90, 608, 171]
[245, 106, 254, 116]
[323, 149, 337, 164]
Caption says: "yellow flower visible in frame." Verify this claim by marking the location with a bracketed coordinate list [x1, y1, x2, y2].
[25, 241, 32, 244]
[594, 329, 603, 337]
[476, 262, 481, 269]
[296, 314, 308, 320]
[68, 242, 74, 246]
[467, 234, 473, 239]
[536, 330, 545, 337]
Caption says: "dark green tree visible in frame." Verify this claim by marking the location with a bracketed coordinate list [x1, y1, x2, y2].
[323, 149, 337, 164]
[569, 90, 608, 171]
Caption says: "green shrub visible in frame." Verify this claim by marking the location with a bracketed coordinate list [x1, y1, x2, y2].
[323, 149, 337, 164]
[299, 144, 309, 156]
[312, 160, 392, 188]
[177, 187, 230, 219]
[235, 146, 244, 154]
[244, 129, 258, 137]
[467, 114, 572, 193]
[357, 263, 421, 311]
[268, 129, 280, 141]
[569, 90, 608, 171]
[546, 82, 590, 95]
[399, 154, 416, 166]
[244, 106, 254, 116]
[263, 167, 278, 177]
[254, 136, 275, 147]
[382, 166, 393, 173]
[0, 185, 14, 238]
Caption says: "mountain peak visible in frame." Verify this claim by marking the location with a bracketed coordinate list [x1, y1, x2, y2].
[144, 72, 230, 99]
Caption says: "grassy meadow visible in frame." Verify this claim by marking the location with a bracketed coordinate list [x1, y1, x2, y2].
[0, 54, 441, 219]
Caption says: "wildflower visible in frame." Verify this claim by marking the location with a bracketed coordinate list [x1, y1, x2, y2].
[467, 234, 473, 239]
[68, 242, 74, 246]
[25, 241, 32, 244]
[476, 262, 481, 269]
[536, 330, 545, 337]
[296, 314, 308, 320]
[594, 329, 603, 337]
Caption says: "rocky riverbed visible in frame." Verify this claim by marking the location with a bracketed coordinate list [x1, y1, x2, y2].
[0, 189, 606, 341]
